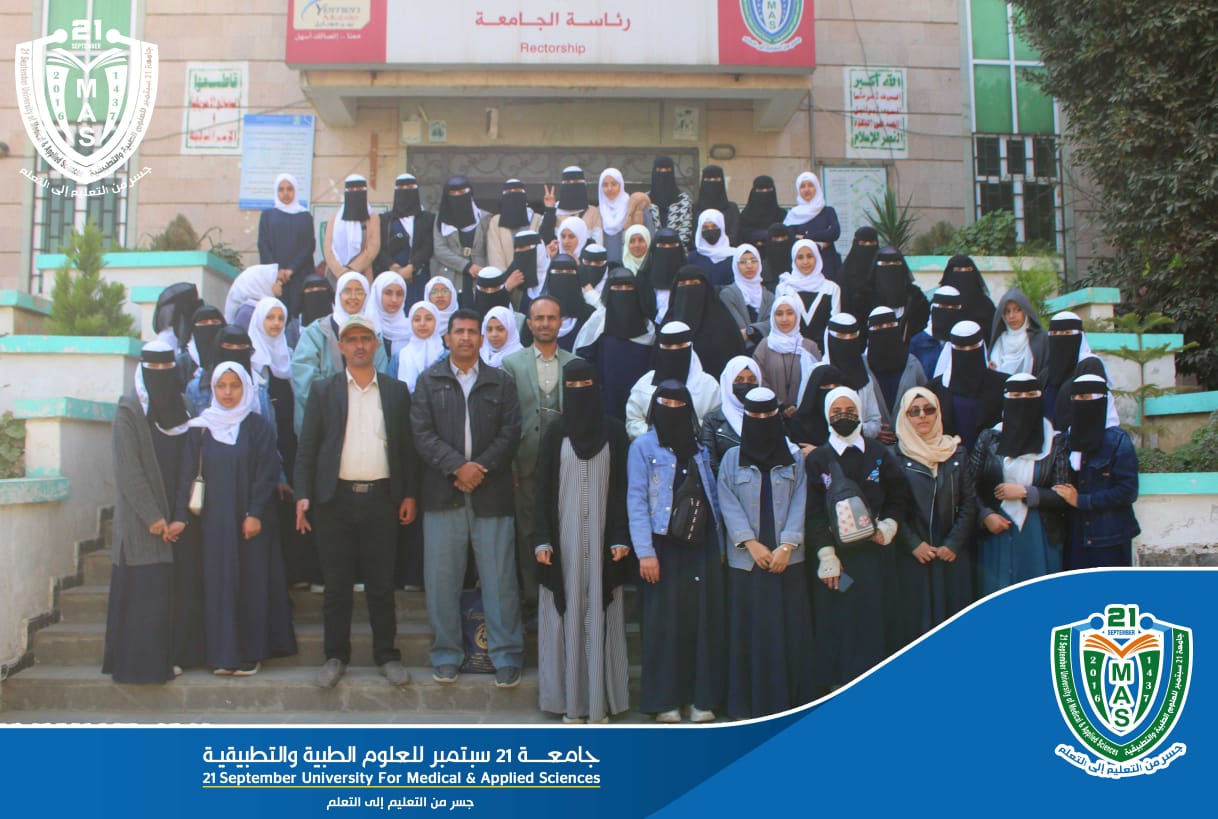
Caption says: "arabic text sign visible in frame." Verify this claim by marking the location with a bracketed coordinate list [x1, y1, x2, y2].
[845, 67, 908, 159]
[183, 63, 247, 154]
[238, 114, 316, 211]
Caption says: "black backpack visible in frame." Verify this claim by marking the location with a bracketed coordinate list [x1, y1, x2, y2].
[667, 457, 711, 547]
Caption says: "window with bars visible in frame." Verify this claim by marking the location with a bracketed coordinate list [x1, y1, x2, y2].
[29, 155, 127, 291]
[967, 0, 1062, 250]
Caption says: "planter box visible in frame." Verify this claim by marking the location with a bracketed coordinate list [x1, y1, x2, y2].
[0, 336, 140, 414]
[906, 255, 1062, 302]
[1133, 473, 1218, 567]
[1143, 392, 1218, 451]
[34, 251, 240, 342]
[0, 291, 51, 336]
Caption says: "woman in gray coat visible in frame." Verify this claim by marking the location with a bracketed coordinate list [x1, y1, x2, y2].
[430, 176, 490, 305]
[103, 341, 198, 683]
[718, 244, 774, 351]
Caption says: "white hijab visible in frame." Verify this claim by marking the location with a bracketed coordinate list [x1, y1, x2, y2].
[273, 172, 307, 215]
[694, 208, 734, 263]
[558, 215, 589, 256]
[767, 294, 809, 355]
[598, 168, 628, 237]
[423, 277, 458, 334]
[825, 385, 866, 453]
[371, 271, 412, 344]
[780, 239, 826, 293]
[784, 171, 826, 226]
[719, 355, 763, 436]
[623, 224, 650, 275]
[730, 244, 764, 312]
[397, 302, 446, 391]
[134, 340, 191, 436]
[248, 297, 292, 382]
[187, 362, 257, 446]
[990, 312, 1034, 375]
[331, 271, 378, 332]
[332, 173, 372, 266]
[224, 263, 279, 324]
[480, 305, 524, 367]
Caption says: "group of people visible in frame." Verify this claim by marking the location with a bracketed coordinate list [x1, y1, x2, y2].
[103, 163, 1140, 726]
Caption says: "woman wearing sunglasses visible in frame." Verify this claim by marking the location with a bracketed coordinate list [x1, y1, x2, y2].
[892, 387, 978, 645]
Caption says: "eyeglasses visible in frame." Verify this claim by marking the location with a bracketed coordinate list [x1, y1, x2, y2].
[906, 405, 938, 418]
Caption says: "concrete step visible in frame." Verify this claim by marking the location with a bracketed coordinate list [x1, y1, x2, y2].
[31, 621, 642, 668]
[1, 665, 642, 715]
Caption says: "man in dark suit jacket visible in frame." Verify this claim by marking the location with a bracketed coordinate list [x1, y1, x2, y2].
[295, 314, 420, 688]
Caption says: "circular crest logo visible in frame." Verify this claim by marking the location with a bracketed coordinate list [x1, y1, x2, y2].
[740, 0, 804, 54]
[1051, 603, 1191, 778]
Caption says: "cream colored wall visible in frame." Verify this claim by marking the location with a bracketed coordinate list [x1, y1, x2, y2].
[0, 8, 38, 290]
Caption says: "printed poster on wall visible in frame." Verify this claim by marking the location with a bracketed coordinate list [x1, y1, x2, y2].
[238, 114, 315, 210]
[822, 165, 888, 258]
[844, 66, 908, 159]
[182, 62, 248, 154]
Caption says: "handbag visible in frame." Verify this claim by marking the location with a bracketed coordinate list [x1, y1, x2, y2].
[825, 458, 874, 545]
[667, 457, 710, 547]
[188, 433, 205, 515]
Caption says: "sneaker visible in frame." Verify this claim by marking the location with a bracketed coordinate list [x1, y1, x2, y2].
[353, 583, 365, 592]
[172, 665, 183, 678]
[380, 660, 412, 686]
[290, 581, 310, 590]
[494, 666, 522, 689]
[562, 715, 587, 725]
[310, 584, 325, 594]
[314, 658, 347, 688]
[212, 668, 234, 676]
[402, 584, 423, 592]
[655, 708, 681, 723]
[232, 662, 260, 677]
[689, 706, 716, 723]
[432, 664, 459, 684]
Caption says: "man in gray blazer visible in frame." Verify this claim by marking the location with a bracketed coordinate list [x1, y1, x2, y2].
[499, 296, 579, 623]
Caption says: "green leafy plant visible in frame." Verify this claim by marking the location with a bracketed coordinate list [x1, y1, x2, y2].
[1138, 412, 1218, 473]
[0, 412, 24, 479]
[143, 214, 244, 269]
[46, 221, 136, 337]
[941, 210, 1017, 256]
[1010, 2, 1218, 387]
[864, 190, 919, 252]
[911, 221, 958, 255]
[1010, 252, 1062, 318]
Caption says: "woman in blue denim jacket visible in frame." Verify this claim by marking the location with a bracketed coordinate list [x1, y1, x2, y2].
[627, 380, 725, 723]
[1052, 376, 1140, 569]
[716, 388, 814, 719]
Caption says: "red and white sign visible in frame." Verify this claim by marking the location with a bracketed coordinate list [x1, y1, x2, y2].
[286, 0, 387, 66]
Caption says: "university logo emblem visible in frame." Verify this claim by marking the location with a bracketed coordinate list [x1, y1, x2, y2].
[740, 0, 804, 53]
[14, 17, 158, 185]
[1051, 603, 1191, 778]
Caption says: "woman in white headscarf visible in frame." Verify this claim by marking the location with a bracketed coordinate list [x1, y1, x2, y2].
[752, 293, 817, 415]
[423, 276, 459, 337]
[172, 362, 297, 676]
[480, 304, 524, 368]
[804, 385, 909, 692]
[621, 224, 651, 276]
[686, 208, 736, 287]
[371, 271, 412, 357]
[783, 171, 842, 280]
[719, 244, 775, 351]
[290, 270, 388, 432]
[258, 173, 316, 319]
[988, 288, 1048, 378]
[698, 354, 764, 473]
[776, 239, 841, 355]
[597, 168, 631, 263]
[224, 263, 286, 330]
[389, 302, 447, 392]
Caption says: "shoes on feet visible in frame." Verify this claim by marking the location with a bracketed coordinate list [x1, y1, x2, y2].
[688, 706, 716, 723]
[212, 668, 234, 676]
[655, 708, 681, 723]
[432, 664, 459, 684]
[494, 666, 522, 689]
[310, 584, 325, 594]
[232, 662, 260, 677]
[380, 660, 412, 686]
[314, 658, 347, 688]
[562, 715, 587, 724]
[172, 665, 183, 678]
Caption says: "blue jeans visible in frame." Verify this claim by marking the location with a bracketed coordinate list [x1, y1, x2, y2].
[423, 497, 524, 669]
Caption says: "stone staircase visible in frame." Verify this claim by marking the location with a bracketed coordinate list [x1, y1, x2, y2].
[0, 515, 647, 724]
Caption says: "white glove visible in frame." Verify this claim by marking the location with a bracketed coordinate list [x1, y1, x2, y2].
[816, 546, 841, 580]
[875, 518, 898, 546]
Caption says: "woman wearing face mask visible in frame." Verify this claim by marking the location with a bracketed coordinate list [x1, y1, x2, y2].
[104, 342, 197, 683]
[929, 320, 1008, 451]
[788, 364, 844, 452]
[821, 314, 884, 441]
[752, 294, 818, 418]
[290, 271, 388, 432]
[804, 386, 910, 691]
[534, 360, 632, 724]
[718, 387, 813, 719]
[719, 244, 775, 352]
[170, 362, 298, 676]
[735, 176, 787, 249]
[627, 380, 725, 723]
[686, 208, 736, 287]
[893, 387, 977, 642]
[971, 373, 1069, 595]
[645, 156, 694, 246]
[989, 288, 1048, 378]
[699, 355, 764, 474]
[258, 173, 316, 319]
[1053, 375, 1139, 570]
[573, 269, 656, 421]
[783, 172, 842, 280]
